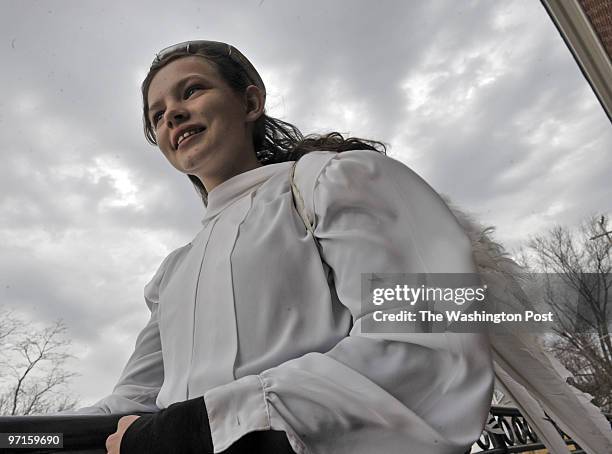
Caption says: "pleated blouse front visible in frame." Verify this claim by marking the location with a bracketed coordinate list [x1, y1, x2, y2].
[85, 150, 494, 454]
[155, 160, 351, 407]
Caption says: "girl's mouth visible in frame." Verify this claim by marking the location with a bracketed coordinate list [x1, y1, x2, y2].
[177, 127, 206, 150]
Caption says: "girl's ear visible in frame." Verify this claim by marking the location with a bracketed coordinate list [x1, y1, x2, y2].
[244, 85, 265, 122]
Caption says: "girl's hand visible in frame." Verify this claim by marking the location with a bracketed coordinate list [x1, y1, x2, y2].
[105, 415, 140, 454]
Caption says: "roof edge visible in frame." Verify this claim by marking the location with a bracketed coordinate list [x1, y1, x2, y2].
[541, 0, 612, 123]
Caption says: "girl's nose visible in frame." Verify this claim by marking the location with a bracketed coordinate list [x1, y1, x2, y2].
[164, 104, 190, 128]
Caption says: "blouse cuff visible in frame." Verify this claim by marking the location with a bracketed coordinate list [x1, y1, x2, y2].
[204, 375, 271, 453]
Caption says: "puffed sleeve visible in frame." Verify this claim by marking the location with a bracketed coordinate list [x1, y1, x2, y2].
[204, 150, 494, 453]
[74, 247, 185, 415]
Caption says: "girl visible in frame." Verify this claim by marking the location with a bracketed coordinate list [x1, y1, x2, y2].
[93, 40, 494, 454]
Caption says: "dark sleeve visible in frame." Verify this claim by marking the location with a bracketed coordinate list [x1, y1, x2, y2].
[121, 396, 295, 454]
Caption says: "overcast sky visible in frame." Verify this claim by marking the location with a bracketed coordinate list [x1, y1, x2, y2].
[1, 0, 610, 408]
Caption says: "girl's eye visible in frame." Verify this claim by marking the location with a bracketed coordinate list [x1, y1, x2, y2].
[152, 111, 164, 126]
[150, 84, 202, 127]
[184, 85, 202, 99]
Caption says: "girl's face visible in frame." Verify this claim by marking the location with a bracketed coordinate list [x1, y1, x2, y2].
[147, 56, 264, 191]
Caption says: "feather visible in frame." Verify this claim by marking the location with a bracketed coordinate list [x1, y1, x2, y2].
[442, 196, 612, 454]
[494, 362, 572, 453]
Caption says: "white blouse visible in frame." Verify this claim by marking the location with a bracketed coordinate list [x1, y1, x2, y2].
[83, 150, 493, 454]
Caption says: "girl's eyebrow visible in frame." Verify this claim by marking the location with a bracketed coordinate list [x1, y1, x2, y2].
[149, 74, 208, 113]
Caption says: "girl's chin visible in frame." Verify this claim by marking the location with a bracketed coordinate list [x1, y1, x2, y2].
[177, 151, 213, 174]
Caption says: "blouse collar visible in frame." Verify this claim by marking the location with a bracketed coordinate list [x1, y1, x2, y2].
[202, 161, 293, 223]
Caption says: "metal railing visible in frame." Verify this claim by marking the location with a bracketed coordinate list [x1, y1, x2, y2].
[0, 412, 131, 453]
[0, 406, 609, 453]
[473, 405, 611, 453]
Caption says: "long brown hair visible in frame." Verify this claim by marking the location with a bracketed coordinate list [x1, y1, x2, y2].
[141, 50, 387, 205]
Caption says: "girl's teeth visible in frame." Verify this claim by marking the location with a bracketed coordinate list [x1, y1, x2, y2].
[178, 128, 205, 146]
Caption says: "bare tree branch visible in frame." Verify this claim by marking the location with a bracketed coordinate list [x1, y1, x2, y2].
[0, 312, 79, 415]
[528, 214, 612, 411]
